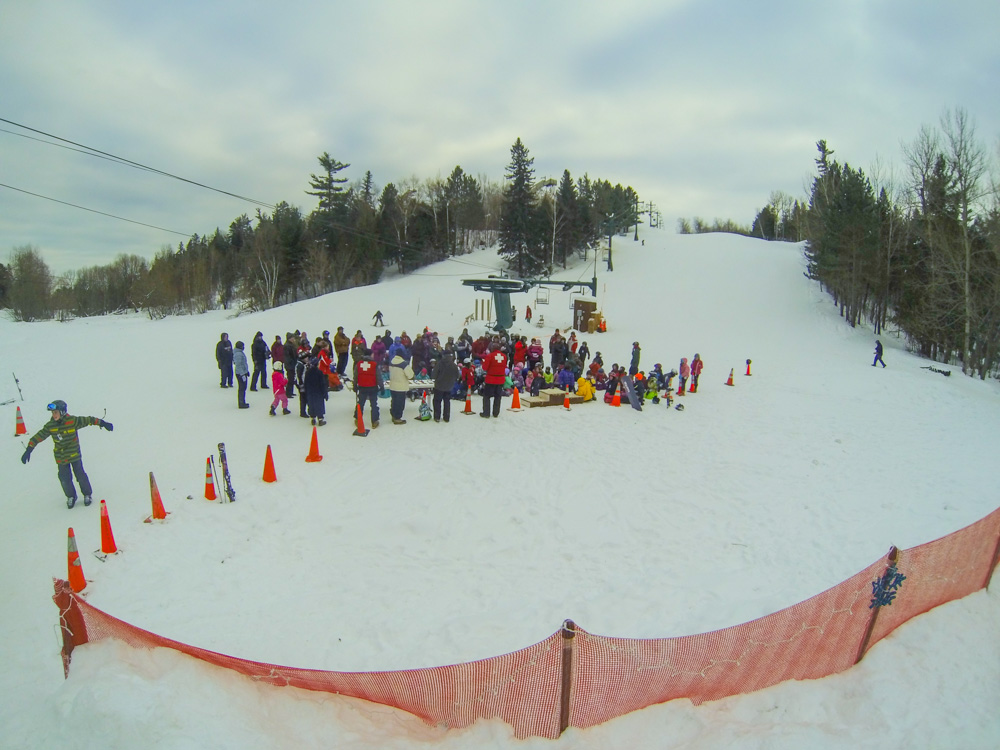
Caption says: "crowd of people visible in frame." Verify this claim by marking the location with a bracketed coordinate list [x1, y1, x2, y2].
[214, 322, 708, 427]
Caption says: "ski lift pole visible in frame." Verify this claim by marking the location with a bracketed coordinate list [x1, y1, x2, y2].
[12, 372, 24, 401]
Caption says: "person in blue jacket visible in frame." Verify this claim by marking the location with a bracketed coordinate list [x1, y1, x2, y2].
[873, 339, 886, 368]
[556, 363, 576, 391]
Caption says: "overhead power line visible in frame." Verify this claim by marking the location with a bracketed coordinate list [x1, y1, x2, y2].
[0, 116, 275, 210]
[0, 182, 192, 237]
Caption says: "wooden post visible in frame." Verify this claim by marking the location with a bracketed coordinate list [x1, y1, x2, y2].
[558, 619, 576, 735]
[855, 546, 898, 665]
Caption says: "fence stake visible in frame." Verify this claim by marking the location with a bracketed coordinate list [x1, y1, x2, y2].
[855, 546, 898, 665]
[558, 619, 576, 735]
[983, 524, 1000, 590]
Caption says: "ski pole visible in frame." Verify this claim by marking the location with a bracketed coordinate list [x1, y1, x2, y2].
[210, 454, 223, 503]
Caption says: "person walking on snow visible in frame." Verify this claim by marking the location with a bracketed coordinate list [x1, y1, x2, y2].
[269, 361, 291, 415]
[372, 310, 384, 326]
[233, 341, 250, 408]
[21, 400, 113, 508]
[873, 339, 886, 368]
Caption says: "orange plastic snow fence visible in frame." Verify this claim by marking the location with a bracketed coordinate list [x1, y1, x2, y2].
[52, 506, 1000, 740]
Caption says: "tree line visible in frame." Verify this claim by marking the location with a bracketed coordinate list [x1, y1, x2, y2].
[1, 138, 639, 322]
[679, 108, 999, 379]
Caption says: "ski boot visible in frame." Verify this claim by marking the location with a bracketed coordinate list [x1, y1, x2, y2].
[83, 495, 92, 506]
[67, 496, 77, 509]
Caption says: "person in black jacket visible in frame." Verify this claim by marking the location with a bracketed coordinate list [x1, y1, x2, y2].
[303, 357, 328, 426]
[216, 333, 234, 387]
[432, 351, 460, 422]
[873, 339, 886, 368]
[250, 331, 270, 391]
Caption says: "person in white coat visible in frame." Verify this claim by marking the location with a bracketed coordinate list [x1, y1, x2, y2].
[388, 353, 414, 424]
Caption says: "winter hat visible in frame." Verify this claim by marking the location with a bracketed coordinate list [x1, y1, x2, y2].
[235, 341, 245, 349]
[273, 361, 283, 371]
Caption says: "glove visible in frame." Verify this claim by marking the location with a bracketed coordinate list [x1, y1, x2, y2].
[99, 420, 114, 431]
[21, 449, 31, 464]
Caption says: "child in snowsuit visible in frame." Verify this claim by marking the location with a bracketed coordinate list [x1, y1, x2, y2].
[678, 357, 690, 395]
[270, 362, 291, 415]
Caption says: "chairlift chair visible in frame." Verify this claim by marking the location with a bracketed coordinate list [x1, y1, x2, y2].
[535, 287, 550, 305]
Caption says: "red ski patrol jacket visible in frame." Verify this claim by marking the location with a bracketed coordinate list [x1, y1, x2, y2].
[484, 350, 508, 385]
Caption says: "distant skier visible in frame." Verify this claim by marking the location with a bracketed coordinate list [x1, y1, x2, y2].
[20, 400, 113, 508]
[372, 310, 384, 326]
[873, 339, 886, 368]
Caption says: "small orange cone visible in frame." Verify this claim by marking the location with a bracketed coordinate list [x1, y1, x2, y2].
[262, 445, 277, 482]
[144, 471, 169, 523]
[725, 368, 735, 386]
[563, 391, 571, 410]
[461, 393, 475, 415]
[14, 406, 27, 436]
[306, 426, 323, 461]
[94, 499, 118, 560]
[67, 527, 87, 592]
[611, 390, 621, 407]
[745, 359, 752, 376]
[353, 403, 370, 437]
[508, 387, 523, 411]
[204, 457, 217, 500]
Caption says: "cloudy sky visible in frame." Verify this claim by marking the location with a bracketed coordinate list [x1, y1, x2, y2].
[2, 0, 998, 273]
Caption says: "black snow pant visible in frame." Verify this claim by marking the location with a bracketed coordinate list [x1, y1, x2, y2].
[58, 460, 93, 500]
[433, 389, 451, 421]
[251, 360, 268, 390]
[481, 383, 502, 418]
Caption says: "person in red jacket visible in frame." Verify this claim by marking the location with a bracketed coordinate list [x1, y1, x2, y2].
[690, 353, 704, 393]
[480, 347, 508, 418]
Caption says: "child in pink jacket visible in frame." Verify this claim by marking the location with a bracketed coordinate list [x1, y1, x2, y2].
[678, 357, 691, 395]
[269, 362, 291, 415]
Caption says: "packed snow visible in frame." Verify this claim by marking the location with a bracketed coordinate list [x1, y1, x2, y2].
[2, 230, 998, 749]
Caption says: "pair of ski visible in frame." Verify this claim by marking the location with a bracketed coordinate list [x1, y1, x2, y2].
[211, 443, 237, 502]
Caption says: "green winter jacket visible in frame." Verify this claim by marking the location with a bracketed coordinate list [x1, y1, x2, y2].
[27, 415, 100, 464]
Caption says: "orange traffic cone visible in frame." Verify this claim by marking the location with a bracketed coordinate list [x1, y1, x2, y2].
[353, 403, 370, 437]
[611, 391, 621, 407]
[563, 391, 571, 410]
[67, 527, 87, 593]
[305, 426, 323, 461]
[14, 406, 27, 436]
[745, 359, 752, 376]
[94, 499, 119, 561]
[725, 368, 735, 386]
[462, 393, 475, 415]
[689, 381, 697, 394]
[262, 444, 277, 482]
[508, 387, 523, 411]
[144, 471, 169, 523]
[204, 457, 217, 500]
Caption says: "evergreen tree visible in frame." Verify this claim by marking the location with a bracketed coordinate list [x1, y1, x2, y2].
[499, 138, 545, 276]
